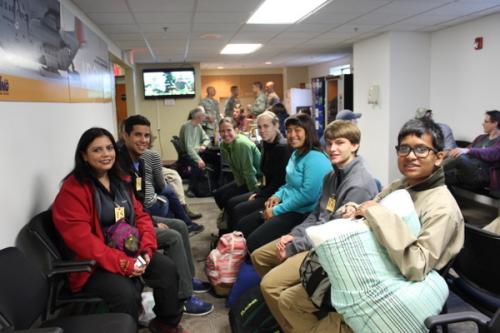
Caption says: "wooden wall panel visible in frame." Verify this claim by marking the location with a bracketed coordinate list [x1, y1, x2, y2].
[201, 74, 283, 100]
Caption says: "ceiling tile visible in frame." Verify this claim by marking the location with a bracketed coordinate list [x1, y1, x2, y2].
[349, 11, 415, 25]
[320, 0, 392, 13]
[426, 1, 500, 16]
[100, 24, 140, 34]
[301, 11, 359, 24]
[329, 24, 381, 34]
[108, 33, 143, 41]
[133, 12, 192, 24]
[239, 24, 289, 33]
[148, 40, 186, 49]
[72, 0, 129, 12]
[192, 23, 241, 33]
[77, 0, 500, 67]
[194, 12, 249, 24]
[288, 24, 335, 33]
[87, 12, 135, 25]
[127, 0, 196, 12]
[196, 0, 261, 12]
[231, 32, 272, 42]
[144, 31, 189, 40]
[276, 31, 322, 39]
[115, 40, 146, 48]
[139, 23, 190, 33]
[397, 14, 457, 26]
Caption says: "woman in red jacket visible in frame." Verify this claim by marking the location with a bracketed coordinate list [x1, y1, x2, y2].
[52, 127, 185, 333]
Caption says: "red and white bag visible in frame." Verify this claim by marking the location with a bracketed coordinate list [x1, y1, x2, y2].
[206, 231, 247, 287]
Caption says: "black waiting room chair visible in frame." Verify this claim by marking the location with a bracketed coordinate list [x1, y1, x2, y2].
[425, 223, 500, 332]
[16, 210, 103, 319]
[0, 247, 136, 333]
[171, 135, 192, 179]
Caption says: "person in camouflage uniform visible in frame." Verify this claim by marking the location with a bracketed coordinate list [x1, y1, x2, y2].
[265, 81, 280, 110]
[224, 85, 240, 117]
[248, 81, 267, 117]
[199, 86, 221, 138]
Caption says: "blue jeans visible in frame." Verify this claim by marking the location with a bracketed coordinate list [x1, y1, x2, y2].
[146, 185, 193, 227]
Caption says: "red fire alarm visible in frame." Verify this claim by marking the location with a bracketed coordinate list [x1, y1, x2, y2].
[474, 37, 483, 50]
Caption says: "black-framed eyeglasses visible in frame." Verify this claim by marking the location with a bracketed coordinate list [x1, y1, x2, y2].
[395, 144, 438, 158]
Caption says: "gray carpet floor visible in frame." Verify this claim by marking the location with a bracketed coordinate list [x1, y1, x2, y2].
[140, 196, 231, 333]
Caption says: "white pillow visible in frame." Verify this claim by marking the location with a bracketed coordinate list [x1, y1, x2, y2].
[306, 189, 448, 333]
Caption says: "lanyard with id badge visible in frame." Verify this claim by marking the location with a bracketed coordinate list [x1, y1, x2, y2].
[135, 176, 142, 192]
[105, 198, 140, 257]
[326, 196, 337, 213]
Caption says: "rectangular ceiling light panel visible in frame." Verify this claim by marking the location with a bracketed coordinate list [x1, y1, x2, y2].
[220, 43, 263, 54]
[247, 0, 329, 24]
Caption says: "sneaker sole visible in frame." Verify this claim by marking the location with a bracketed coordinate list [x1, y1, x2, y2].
[192, 288, 211, 294]
[183, 305, 214, 317]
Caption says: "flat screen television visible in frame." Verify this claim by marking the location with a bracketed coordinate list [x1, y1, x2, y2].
[143, 68, 196, 99]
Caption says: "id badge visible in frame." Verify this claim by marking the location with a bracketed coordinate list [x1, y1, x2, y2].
[135, 177, 142, 192]
[326, 196, 336, 212]
[114, 206, 125, 222]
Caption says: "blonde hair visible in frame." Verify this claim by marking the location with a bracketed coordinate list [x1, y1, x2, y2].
[257, 110, 279, 126]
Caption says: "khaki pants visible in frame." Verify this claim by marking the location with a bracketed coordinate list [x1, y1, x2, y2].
[162, 167, 185, 205]
[279, 283, 353, 333]
[251, 239, 308, 333]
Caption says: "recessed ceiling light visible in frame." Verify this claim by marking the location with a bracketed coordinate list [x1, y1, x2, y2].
[200, 33, 223, 40]
[217, 66, 224, 69]
[265, 61, 272, 65]
[220, 43, 262, 54]
[247, 0, 329, 24]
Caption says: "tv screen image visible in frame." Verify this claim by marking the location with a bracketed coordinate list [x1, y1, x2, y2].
[143, 69, 195, 98]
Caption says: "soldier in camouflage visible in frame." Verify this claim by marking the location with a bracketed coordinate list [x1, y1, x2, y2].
[224, 85, 240, 117]
[265, 81, 280, 110]
[199, 86, 221, 138]
[248, 81, 267, 117]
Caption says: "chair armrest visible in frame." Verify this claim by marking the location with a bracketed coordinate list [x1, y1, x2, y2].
[47, 265, 92, 278]
[3, 328, 63, 333]
[425, 311, 490, 329]
[52, 259, 96, 268]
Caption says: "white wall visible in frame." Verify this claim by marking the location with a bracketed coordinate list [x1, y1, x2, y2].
[354, 34, 392, 185]
[389, 32, 431, 180]
[354, 32, 431, 184]
[430, 12, 500, 141]
[0, 103, 115, 247]
[0, 0, 122, 248]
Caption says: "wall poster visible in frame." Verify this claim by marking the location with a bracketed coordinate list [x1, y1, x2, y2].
[0, 0, 111, 102]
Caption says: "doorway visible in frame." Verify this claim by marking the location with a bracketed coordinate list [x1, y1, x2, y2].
[113, 63, 127, 127]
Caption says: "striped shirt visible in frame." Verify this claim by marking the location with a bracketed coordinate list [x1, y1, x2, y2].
[141, 149, 166, 208]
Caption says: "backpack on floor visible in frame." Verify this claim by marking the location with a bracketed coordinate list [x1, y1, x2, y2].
[227, 261, 261, 308]
[205, 231, 247, 296]
[193, 169, 214, 197]
[229, 286, 282, 333]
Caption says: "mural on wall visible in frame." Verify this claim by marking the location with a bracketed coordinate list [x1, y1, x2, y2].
[0, 0, 111, 102]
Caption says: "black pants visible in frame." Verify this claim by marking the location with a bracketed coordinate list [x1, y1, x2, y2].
[236, 211, 309, 253]
[83, 252, 182, 327]
[201, 150, 222, 189]
[225, 192, 266, 232]
[213, 181, 248, 210]
[444, 155, 490, 190]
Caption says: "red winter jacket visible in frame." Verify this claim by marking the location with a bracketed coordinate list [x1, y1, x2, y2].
[52, 175, 157, 292]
